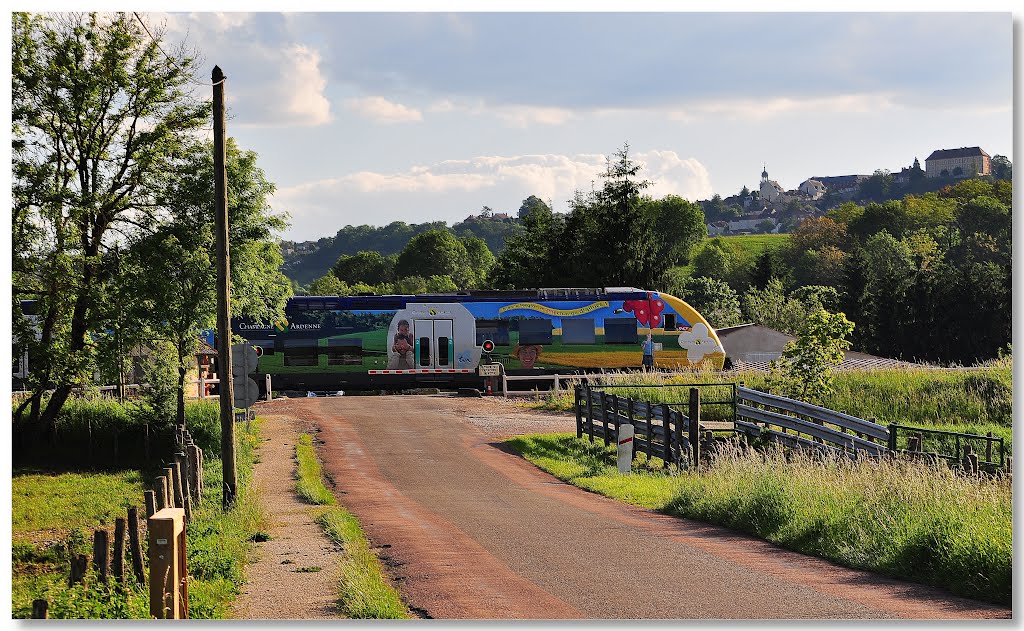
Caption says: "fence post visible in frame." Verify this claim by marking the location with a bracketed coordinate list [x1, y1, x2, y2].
[93, 529, 109, 583]
[163, 467, 177, 508]
[145, 490, 157, 518]
[661, 403, 672, 465]
[128, 507, 146, 585]
[265, 373, 272, 401]
[113, 517, 126, 583]
[600, 393, 610, 447]
[887, 424, 898, 453]
[986, 432, 993, 464]
[575, 386, 584, 439]
[174, 455, 192, 523]
[553, 374, 561, 394]
[689, 388, 701, 468]
[143, 422, 150, 464]
[68, 554, 88, 586]
[188, 444, 202, 502]
[149, 507, 188, 619]
[31, 599, 48, 619]
[587, 387, 595, 443]
[645, 401, 654, 462]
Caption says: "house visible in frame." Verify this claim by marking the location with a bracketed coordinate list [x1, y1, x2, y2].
[759, 166, 786, 203]
[925, 147, 991, 178]
[798, 179, 826, 200]
[716, 324, 916, 370]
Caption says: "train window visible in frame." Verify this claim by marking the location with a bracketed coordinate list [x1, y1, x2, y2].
[283, 339, 319, 366]
[419, 337, 431, 366]
[326, 338, 362, 366]
[438, 337, 450, 366]
[519, 318, 553, 345]
[561, 318, 596, 345]
[604, 318, 639, 344]
[663, 313, 676, 331]
[476, 319, 510, 346]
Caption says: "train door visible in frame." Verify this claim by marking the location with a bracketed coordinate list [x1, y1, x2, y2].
[414, 319, 455, 369]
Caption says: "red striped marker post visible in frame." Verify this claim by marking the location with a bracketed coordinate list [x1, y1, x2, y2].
[617, 424, 634, 474]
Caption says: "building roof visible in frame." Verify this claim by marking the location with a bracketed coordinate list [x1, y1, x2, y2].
[925, 146, 990, 161]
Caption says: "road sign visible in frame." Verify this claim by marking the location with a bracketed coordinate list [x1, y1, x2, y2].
[478, 363, 501, 377]
[232, 343, 259, 377]
[234, 377, 259, 409]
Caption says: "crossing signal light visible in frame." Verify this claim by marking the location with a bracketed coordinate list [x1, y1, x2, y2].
[253, 345, 264, 358]
[482, 339, 495, 353]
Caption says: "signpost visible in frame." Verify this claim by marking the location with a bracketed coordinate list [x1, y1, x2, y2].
[232, 343, 260, 429]
[617, 423, 634, 474]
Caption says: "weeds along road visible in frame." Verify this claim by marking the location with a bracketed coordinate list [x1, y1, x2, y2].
[260, 395, 1009, 620]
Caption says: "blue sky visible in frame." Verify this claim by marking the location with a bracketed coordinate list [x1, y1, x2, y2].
[148, 11, 1013, 241]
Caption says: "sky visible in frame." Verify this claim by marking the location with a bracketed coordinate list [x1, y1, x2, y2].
[141, 10, 1013, 241]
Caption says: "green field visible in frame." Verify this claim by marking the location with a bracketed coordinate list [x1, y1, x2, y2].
[673, 233, 790, 281]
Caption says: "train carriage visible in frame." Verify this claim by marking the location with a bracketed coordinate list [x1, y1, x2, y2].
[227, 287, 725, 392]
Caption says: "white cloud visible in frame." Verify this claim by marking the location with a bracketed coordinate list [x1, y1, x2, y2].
[669, 93, 899, 122]
[428, 99, 573, 128]
[344, 96, 423, 123]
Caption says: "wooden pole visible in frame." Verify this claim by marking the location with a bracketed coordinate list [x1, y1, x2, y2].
[163, 467, 176, 508]
[31, 599, 48, 619]
[661, 403, 672, 465]
[113, 517, 126, 583]
[145, 490, 157, 518]
[93, 529, 109, 583]
[188, 444, 202, 501]
[68, 554, 88, 586]
[128, 507, 146, 585]
[171, 462, 186, 519]
[689, 388, 700, 469]
[213, 64, 238, 509]
[175, 455, 192, 522]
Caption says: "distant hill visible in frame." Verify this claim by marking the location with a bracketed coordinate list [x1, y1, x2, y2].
[282, 216, 523, 286]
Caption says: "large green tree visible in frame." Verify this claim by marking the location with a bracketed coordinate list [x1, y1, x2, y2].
[395, 229, 473, 288]
[331, 250, 395, 286]
[124, 139, 290, 428]
[12, 12, 208, 430]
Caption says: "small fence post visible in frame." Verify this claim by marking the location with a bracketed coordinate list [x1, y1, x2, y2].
[128, 507, 146, 585]
[575, 386, 584, 439]
[587, 387, 596, 443]
[689, 388, 700, 469]
[163, 467, 177, 508]
[93, 529, 109, 583]
[31, 599, 48, 619]
[145, 490, 158, 518]
[661, 403, 672, 465]
[174, 455, 192, 523]
[986, 432, 993, 464]
[149, 508, 188, 619]
[69, 554, 88, 586]
[113, 517, 126, 583]
[601, 393, 610, 447]
[187, 444, 202, 502]
[887, 424, 898, 453]
[645, 401, 654, 462]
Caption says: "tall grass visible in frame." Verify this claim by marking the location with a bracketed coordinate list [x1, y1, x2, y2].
[508, 433, 1011, 606]
[294, 433, 409, 618]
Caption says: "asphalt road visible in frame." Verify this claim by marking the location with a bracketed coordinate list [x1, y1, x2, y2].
[263, 395, 1010, 620]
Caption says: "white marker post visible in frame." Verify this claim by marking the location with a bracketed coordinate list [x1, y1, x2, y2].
[265, 374, 272, 401]
[617, 423, 634, 474]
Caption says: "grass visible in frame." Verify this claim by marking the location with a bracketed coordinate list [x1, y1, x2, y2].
[294, 433, 410, 619]
[11, 418, 267, 619]
[507, 433, 1011, 606]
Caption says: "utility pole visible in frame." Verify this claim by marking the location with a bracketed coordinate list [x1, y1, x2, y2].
[213, 65, 237, 508]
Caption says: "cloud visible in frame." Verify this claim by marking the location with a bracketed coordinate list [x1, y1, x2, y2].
[344, 96, 423, 123]
[271, 151, 713, 240]
[429, 99, 573, 127]
[668, 93, 900, 122]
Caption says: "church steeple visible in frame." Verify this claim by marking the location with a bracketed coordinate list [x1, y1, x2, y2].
[761, 164, 769, 182]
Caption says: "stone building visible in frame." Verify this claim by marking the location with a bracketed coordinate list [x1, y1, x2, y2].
[924, 147, 991, 178]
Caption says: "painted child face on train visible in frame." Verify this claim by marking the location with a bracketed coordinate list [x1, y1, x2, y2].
[519, 345, 539, 368]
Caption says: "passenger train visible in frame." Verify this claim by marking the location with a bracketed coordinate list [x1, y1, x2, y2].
[224, 287, 726, 392]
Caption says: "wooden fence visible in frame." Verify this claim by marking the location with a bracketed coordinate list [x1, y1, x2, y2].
[576, 383, 1008, 474]
[575, 385, 701, 468]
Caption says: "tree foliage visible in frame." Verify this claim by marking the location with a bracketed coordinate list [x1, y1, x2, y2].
[768, 309, 855, 404]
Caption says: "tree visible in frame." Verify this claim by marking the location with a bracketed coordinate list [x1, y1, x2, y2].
[517, 195, 551, 219]
[739, 185, 750, 198]
[308, 274, 350, 296]
[676, 277, 742, 328]
[858, 169, 894, 202]
[741, 278, 809, 335]
[124, 139, 290, 429]
[756, 220, 775, 234]
[991, 155, 1012, 180]
[790, 217, 847, 253]
[396, 229, 473, 288]
[332, 250, 395, 286]
[768, 309, 854, 404]
[647, 194, 706, 266]
[490, 197, 564, 289]
[460, 236, 495, 288]
[12, 12, 208, 430]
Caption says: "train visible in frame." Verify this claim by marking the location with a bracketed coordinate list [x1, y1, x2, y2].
[224, 287, 726, 392]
